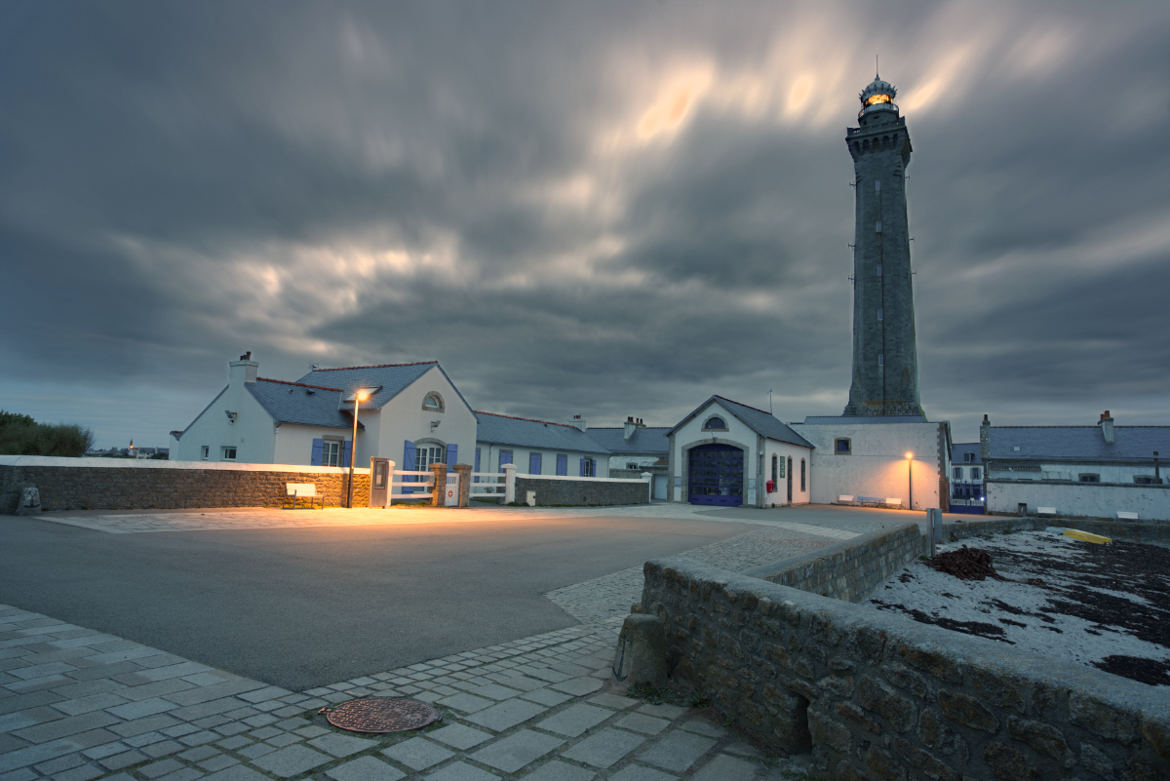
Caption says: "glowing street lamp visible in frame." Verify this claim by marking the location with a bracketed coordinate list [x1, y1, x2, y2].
[347, 389, 371, 508]
[904, 451, 914, 510]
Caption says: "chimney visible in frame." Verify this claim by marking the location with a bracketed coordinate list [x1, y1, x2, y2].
[624, 416, 637, 440]
[979, 414, 991, 461]
[229, 353, 259, 385]
[1099, 410, 1114, 445]
[569, 414, 587, 432]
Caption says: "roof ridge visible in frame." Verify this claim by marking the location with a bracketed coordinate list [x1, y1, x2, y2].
[311, 361, 438, 371]
[256, 377, 344, 392]
[476, 411, 579, 429]
[713, 394, 774, 417]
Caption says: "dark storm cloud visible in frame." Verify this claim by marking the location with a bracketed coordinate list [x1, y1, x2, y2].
[1, 1, 1169, 447]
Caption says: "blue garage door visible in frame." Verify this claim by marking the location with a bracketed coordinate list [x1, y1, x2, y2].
[688, 443, 744, 506]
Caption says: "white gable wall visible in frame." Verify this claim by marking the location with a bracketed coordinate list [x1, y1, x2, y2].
[762, 441, 813, 507]
[173, 383, 277, 464]
[373, 366, 477, 470]
[793, 420, 946, 509]
[670, 400, 807, 507]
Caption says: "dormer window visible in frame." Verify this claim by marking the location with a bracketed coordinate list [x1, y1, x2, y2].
[422, 392, 444, 412]
[702, 416, 727, 432]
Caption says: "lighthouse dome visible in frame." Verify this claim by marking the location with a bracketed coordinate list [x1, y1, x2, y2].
[858, 75, 898, 119]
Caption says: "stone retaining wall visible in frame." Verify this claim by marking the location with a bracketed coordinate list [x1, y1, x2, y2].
[641, 557, 1170, 780]
[0, 457, 370, 512]
[746, 524, 923, 603]
[515, 475, 649, 507]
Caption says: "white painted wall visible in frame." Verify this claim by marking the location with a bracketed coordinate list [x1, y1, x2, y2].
[792, 420, 946, 510]
[273, 423, 352, 466]
[173, 361, 279, 464]
[987, 481, 1170, 521]
[987, 462, 1163, 485]
[762, 441, 813, 507]
[374, 365, 477, 470]
[475, 443, 609, 478]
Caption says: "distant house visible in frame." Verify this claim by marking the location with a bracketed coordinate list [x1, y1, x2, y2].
[981, 411, 1170, 520]
[474, 412, 610, 478]
[950, 442, 985, 511]
[171, 354, 476, 472]
[587, 418, 670, 499]
[667, 396, 814, 508]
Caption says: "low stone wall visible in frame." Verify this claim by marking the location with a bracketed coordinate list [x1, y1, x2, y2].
[515, 475, 649, 507]
[746, 524, 923, 603]
[641, 558, 1170, 779]
[0, 457, 370, 512]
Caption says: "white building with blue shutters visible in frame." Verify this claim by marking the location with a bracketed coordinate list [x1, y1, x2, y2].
[473, 412, 610, 478]
[171, 355, 476, 474]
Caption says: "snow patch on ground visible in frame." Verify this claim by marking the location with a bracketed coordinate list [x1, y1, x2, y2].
[870, 528, 1170, 687]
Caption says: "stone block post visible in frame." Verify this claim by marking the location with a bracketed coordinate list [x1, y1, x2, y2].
[429, 463, 448, 507]
[502, 463, 516, 504]
[453, 464, 472, 507]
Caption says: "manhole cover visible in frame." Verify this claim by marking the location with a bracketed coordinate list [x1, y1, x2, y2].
[318, 697, 440, 734]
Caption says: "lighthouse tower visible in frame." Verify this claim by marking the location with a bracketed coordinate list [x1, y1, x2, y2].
[842, 73, 925, 418]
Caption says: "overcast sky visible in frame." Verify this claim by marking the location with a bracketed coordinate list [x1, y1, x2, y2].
[2, 1, 1168, 450]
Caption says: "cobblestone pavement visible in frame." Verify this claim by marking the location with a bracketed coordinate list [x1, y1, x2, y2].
[2, 504, 880, 778]
[0, 604, 811, 780]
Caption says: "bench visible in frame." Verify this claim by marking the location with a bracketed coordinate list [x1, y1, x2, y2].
[1117, 511, 1139, 521]
[1036, 506, 1057, 517]
[285, 483, 323, 509]
[837, 495, 855, 505]
[883, 497, 903, 508]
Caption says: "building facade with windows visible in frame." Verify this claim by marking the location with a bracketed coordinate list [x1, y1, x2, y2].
[171, 355, 476, 475]
[473, 412, 610, 478]
[667, 396, 814, 508]
[981, 411, 1170, 520]
[949, 442, 984, 511]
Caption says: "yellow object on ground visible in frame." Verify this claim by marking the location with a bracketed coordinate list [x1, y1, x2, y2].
[1063, 529, 1112, 545]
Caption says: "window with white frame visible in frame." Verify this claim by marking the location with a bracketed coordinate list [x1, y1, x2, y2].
[953, 467, 962, 480]
[582, 457, 596, 477]
[422, 392, 444, 412]
[222, 446, 237, 460]
[200, 445, 209, 460]
[415, 443, 445, 471]
[971, 467, 981, 480]
[322, 439, 342, 467]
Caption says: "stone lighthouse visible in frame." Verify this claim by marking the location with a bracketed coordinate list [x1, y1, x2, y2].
[842, 73, 925, 418]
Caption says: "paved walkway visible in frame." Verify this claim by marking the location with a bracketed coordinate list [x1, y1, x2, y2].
[2, 504, 925, 779]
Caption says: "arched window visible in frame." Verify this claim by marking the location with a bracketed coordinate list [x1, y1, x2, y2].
[422, 392, 444, 412]
[800, 459, 806, 491]
[702, 416, 727, 432]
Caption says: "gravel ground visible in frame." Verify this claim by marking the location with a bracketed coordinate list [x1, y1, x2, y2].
[871, 528, 1170, 687]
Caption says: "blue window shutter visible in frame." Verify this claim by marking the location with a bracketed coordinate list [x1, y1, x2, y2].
[529, 453, 541, 474]
[475, 448, 481, 471]
[311, 438, 324, 466]
[446, 443, 458, 467]
[500, 450, 512, 467]
[579, 457, 585, 476]
[403, 440, 417, 494]
[342, 441, 351, 468]
[556, 454, 567, 476]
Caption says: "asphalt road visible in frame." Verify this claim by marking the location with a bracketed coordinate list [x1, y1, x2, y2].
[0, 511, 758, 690]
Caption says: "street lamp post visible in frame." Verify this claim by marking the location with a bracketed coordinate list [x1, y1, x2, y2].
[904, 451, 914, 510]
[347, 390, 370, 508]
